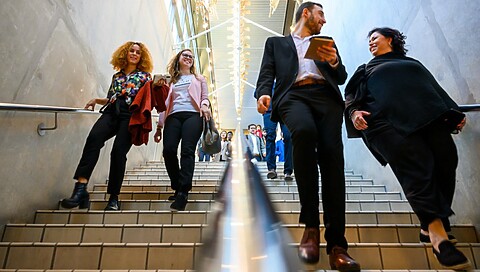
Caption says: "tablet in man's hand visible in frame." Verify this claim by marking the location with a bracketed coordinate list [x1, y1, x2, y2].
[305, 37, 335, 60]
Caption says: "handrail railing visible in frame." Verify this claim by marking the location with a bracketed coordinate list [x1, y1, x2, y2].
[459, 103, 480, 112]
[0, 102, 99, 136]
[0, 102, 161, 136]
[196, 123, 300, 271]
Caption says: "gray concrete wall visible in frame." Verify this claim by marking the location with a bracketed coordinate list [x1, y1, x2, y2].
[0, 0, 173, 227]
[320, 0, 480, 230]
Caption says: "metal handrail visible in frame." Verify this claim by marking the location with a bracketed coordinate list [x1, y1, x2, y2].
[196, 123, 300, 271]
[459, 104, 480, 112]
[0, 102, 99, 136]
[0, 102, 160, 136]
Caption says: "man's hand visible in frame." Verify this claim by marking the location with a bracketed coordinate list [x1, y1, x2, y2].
[257, 95, 271, 114]
[351, 110, 371, 131]
[154, 128, 162, 143]
[316, 45, 338, 66]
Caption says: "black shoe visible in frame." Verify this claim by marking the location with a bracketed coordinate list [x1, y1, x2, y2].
[284, 173, 294, 182]
[420, 232, 457, 244]
[105, 195, 120, 211]
[61, 182, 90, 209]
[432, 240, 471, 270]
[267, 170, 277, 179]
[168, 191, 178, 201]
[170, 192, 188, 211]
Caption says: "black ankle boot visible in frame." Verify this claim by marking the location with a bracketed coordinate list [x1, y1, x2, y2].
[61, 182, 90, 209]
[105, 194, 120, 211]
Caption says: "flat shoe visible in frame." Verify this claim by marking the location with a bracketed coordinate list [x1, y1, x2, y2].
[432, 240, 471, 270]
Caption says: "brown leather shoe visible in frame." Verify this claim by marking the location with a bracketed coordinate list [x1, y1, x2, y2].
[298, 227, 320, 264]
[329, 246, 361, 272]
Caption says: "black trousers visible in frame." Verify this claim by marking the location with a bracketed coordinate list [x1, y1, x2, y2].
[368, 122, 456, 230]
[277, 85, 347, 253]
[74, 111, 133, 196]
[162, 111, 203, 193]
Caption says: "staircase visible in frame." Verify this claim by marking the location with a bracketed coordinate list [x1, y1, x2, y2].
[1, 161, 478, 271]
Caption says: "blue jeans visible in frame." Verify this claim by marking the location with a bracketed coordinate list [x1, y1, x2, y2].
[198, 149, 210, 162]
[263, 112, 293, 174]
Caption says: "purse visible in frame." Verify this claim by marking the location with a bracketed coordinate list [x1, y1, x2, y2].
[201, 117, 221, 154]
[440, 108, 465, 134]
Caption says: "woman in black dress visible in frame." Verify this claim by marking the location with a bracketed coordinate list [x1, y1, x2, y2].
[345, 27, 469, 270]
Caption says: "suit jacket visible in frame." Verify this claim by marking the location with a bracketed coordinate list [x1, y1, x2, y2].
[256, 35, 348, 122]
[245, 133, 266, 158]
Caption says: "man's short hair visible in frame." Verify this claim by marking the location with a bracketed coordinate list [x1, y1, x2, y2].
[295, 1, 323, 23]
[248, 124, 257, 129]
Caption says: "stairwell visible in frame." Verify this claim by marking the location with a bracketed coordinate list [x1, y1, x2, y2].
[0, 161, 478, 271]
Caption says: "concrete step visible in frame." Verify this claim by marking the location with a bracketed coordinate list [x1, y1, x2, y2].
[119, 178, 376, 186]
[92, 183, 388, 193]
[3, 223, 477, 244]
[88, 190, 403, 201]
[33, 210, 419, 225]
[55, 199, 413, 212]
[0, 242, 478, 270]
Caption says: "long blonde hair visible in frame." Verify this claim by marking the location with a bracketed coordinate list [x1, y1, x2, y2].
[167, 49, 197, 84]
[110, 41, 153, 73]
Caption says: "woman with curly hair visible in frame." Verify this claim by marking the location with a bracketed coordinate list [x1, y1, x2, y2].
[345, 27, 470, 270]
[61, 41, 153, 211]
[154, 49, 211, 211]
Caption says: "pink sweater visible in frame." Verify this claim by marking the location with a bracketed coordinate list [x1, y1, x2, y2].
[158, 74, 210, 127]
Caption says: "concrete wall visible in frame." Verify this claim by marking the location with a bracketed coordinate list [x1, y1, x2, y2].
[0, 0, 173, 227]
[320, 0, 480, 230]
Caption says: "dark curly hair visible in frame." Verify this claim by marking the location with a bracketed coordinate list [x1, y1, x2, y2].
[368, 27, 408, 56]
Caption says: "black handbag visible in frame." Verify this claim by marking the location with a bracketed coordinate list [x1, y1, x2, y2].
[201, 118, 221, 154]
[440, 108, 465, 134]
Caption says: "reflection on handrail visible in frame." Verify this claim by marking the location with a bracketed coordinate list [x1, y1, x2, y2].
[196, 123, 300, 272]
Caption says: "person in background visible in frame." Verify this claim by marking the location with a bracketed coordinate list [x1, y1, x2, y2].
[345, 27, 470, 270]
[245, 123, 266, 161]
[255, 2, 360, 270]
[154, 48, 211, 212]
[275, 133, 285, 162]
[197, 139, 210, 162]
[255, 124, 264, 140]
[215, 130, 230, 161]
[255, 85, 293, 181]
[226, 131, 233, 160]
[61, 41, 153, 211]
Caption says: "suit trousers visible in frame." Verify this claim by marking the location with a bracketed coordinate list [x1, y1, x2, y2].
[74, 111, 133, 196]
[277, 84, 347, 253]
[368, 121, 457, 229]
[162, 111, 203, 193]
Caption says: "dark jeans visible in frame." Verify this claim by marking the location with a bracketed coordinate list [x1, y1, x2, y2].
[278, 85, 347, 253]
[198, 150, 210, 162]
[162, 111, 203, 193]
[369, 122, 456, 231]
[263, 112, 293, 174]
[74, 112, 132, 196]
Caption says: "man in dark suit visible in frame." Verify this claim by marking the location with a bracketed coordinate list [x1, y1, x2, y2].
[255, 2, 360, 271]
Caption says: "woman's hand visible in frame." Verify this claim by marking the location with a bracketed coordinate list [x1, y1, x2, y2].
[84, 98, 108, 111]
[153, 78, 167, 87]
[200, 104, 211, 121]
[456, 117, 467, 131]
[84, 99, 97, 111]
[351, 110, 371, 130]
[154, 128, 162, 143]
